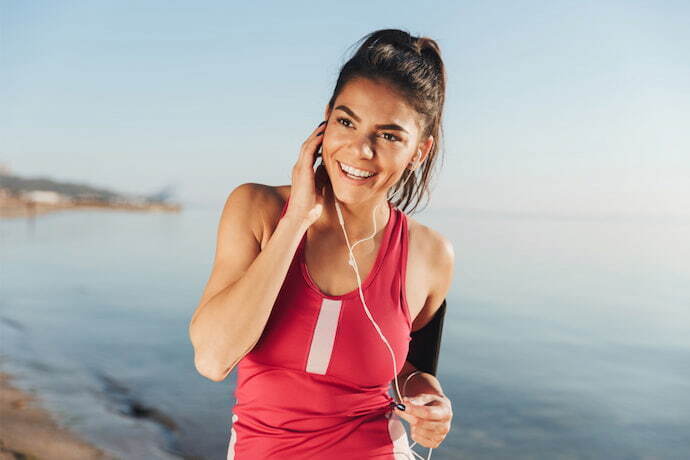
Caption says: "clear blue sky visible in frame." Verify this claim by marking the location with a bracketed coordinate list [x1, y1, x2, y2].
[2, 0, 688, 217]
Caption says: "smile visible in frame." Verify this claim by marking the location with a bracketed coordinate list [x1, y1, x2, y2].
[337, 161, 376, 179]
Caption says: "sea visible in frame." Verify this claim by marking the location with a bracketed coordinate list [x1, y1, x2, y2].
[1, 204, 688, 459]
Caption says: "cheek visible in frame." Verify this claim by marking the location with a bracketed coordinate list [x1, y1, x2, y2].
[320, 136, 332, 161]
[323, 130, 346, 149]
[321, 133, 345, 163]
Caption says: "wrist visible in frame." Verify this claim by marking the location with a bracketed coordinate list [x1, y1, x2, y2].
[280, 213, 311, 233]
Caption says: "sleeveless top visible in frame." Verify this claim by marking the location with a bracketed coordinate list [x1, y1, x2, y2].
[227, 196, 414, 459]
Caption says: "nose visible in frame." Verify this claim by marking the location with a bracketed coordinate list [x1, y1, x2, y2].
[352, 134, 375, 160]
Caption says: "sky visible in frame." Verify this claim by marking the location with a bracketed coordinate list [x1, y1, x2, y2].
[2, 0, 689, 218]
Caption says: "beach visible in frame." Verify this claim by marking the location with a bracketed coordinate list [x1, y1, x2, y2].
[0, 193, 181, 220]
[0, 371, 115, 460]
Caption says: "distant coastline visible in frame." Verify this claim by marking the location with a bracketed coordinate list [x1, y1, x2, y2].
[0, 165, 182, 219]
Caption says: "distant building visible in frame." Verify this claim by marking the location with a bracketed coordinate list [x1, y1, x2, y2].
[20, 190, 71, 205]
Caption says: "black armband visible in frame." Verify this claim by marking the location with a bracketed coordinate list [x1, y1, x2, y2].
[406, 298, 446, 376]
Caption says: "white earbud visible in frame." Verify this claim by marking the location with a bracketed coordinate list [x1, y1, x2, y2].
[409, 150, 422, 168]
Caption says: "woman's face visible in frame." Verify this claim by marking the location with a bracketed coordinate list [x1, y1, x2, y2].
[322, 77, 433, 205]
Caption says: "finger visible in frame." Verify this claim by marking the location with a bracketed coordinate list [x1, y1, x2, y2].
[298, 122, 327, 163]
[392, 408, 418, 425]
[414, 420, 450, 439]
[304, 132, 324, 161]
[298, 143, 322, 172]
[414, 419, 449, 434]
[413, 424, 445, 441]
[310, 122, 327, 139]
[402, 396, 448, 421]
[404, 394, 438, 406]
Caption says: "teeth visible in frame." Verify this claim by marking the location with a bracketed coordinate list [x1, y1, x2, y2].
[339, 162, 375, 178]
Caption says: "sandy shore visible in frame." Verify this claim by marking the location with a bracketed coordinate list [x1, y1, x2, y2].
[0, 371, 116, 460]
[0, 195, 181, 219]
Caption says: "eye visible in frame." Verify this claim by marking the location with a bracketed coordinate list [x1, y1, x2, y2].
[336, 117, 353, 128]
[337, 117, 400, 143]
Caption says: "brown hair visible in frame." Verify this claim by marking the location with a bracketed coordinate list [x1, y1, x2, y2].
[327, 28, 447, 214]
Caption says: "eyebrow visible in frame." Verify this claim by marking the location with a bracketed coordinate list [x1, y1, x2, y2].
[334, 105, 409, 134]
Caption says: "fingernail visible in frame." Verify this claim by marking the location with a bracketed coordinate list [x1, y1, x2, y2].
[318, 120, 326, 126]
[395, 403, 406, 411]
[316, 132, 323, 136]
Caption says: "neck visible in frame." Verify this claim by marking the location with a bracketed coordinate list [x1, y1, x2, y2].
[317, 186, 391, 244]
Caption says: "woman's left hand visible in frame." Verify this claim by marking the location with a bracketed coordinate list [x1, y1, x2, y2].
[393, 393, 453, 448]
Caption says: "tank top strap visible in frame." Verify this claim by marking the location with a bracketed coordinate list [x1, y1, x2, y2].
[396, 206, 413, 330]
[381, 201, 397, 259]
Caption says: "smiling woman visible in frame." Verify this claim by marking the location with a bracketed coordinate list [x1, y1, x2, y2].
[189, 28, 454, 460]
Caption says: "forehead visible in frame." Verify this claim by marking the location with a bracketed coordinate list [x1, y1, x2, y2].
[335, 77, 421, 133]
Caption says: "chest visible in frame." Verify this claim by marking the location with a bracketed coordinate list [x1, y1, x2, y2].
[266, 225, 429, 326]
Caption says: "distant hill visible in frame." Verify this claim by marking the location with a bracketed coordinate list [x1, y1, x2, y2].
[0, 171, 177, 204]
[0, 169, 182, 217]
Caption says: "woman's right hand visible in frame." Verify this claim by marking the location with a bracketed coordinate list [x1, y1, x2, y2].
[284, 120, 331, 227]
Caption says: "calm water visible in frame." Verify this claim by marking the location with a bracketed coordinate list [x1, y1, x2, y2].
[1, 205, 688, 459]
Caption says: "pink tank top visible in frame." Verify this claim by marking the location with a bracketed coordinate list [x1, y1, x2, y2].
[227, 197, 414, 459]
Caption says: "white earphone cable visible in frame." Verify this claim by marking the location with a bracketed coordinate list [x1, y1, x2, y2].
[333, 162, 433, 460]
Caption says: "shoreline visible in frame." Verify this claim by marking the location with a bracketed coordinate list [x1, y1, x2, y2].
[0, 371, 116, 459]
[0, 195, 181, 220]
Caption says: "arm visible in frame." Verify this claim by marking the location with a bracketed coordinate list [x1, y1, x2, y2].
[393, 231, 454, 401]
[392, 233, 455, 449]
[188, 185, 309, 382]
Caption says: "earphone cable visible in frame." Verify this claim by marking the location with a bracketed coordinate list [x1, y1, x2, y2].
[334, 197, 433, 460]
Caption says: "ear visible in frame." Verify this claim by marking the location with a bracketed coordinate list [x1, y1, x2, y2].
[409, 135, 434, 171]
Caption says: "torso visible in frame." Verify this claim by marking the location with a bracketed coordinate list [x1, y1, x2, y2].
[256, 185, 437, 330]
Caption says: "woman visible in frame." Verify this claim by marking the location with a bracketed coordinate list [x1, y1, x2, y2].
[189, 29, 455, 459]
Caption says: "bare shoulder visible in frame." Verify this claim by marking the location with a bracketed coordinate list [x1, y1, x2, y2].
[406, 215, 454, 266]
[267, 184, 292, 204]
[406, 215, 455, 325]
[259, 184, 291, 221]
[248, 184, 292, 250]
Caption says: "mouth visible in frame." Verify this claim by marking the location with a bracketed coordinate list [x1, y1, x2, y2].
[336, 161, 377, 185]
